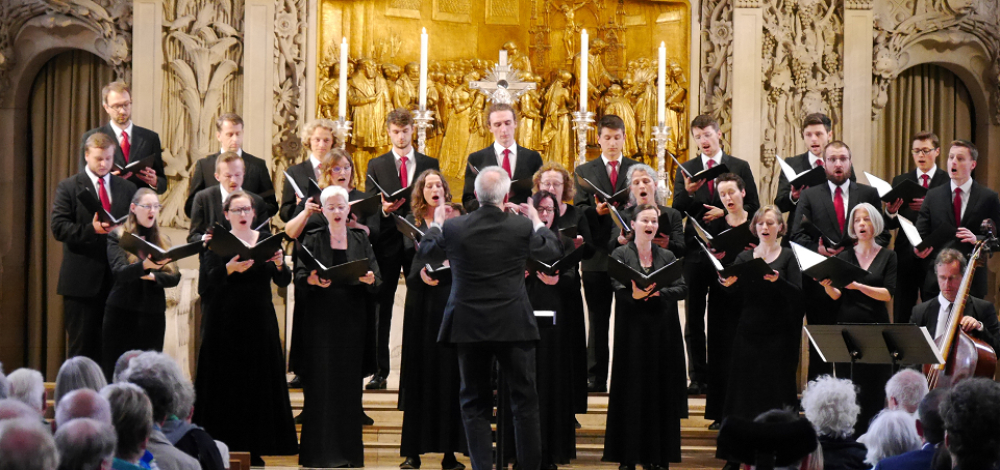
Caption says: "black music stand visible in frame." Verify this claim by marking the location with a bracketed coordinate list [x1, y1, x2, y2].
[804, 324, 943, 379]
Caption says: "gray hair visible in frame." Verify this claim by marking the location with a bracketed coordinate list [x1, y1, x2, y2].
[100, 383, 152, 462]
[861, 410, 921, 466]
[55, 389, 112, 428]
[0, 399, 40, 421]
[0, 418, 59, 470]
[7, 369, 45, 413]
[847, 202, 885, 240]
[0, 363, 7, 399]
[884, 369, 928, 414]
[54, 418, 117, 470]
[625, 164, 663, 205]
[801, 375, 861, 439]
[120, 352, 194, 421]
[55, 358, 107, 405]
[474, 166, 511, 207]
[112, 350, 144, 384]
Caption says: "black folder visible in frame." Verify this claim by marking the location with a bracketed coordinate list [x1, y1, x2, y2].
[790, 242, 869, 288]
[208, 225, 286, 264]
[115, 155, 156, 177]
[607, 257, 683, 290]
[897, 215, 957, 251]
[119, 231, 203, 262]
[300, 244, 371, 283]
[798, 215, 852, 250]
[527, 247, 586, 276]
[671, 155, 729, 182]
[77, 189, 129, 225]
[467, 162, 480, 176]
[690, 218, 756, 254]
[576, 175, 630, 206]
[349, 194, 381, 219]
[367, 175, 409, 203]
[284, 172, 323, 204]
[558, 226, 578, 240]
[865, 172, 928, 207]
[609, 205, 632, 236]
[696, 240, 773, 279]
[509, 178, 534, 196]
[424, 263, 452, 283]
[394, 214, 425, 242]
[777, 157, 827, 188]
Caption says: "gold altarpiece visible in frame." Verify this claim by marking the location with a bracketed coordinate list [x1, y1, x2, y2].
[315, 0, 691, 181]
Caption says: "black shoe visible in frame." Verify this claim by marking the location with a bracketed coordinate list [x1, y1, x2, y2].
[686, 382, 705, 396]
[401, 456, 421, 469]
[587, 380, 607, 393]
[720, 461, 739, 470]
[250, 455, 266, 466]
[366, 375, 387, 390]
[361, 411, 375, 425]
[294, 411, 304, 424]
[541, 464, 558, 470]
[441, 454, 464, 470]
[574, 417, 582, 429]
[619, 464, 636, 470]
[288, 375, 303, 389]
[708, 420, 722, 430]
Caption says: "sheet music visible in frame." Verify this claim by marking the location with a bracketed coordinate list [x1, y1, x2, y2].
[284, 171, 304, 198]
[790, 241, 827, 271]
[897, 215, 924, 248]
[863, 171, 894, 198]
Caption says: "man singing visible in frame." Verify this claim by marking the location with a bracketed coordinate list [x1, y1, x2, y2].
[462, 103, 543, 212]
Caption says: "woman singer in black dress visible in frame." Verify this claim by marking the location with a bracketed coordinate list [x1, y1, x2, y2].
[398, 169, 466, 470]
[821, 202, 896, 435]
[603, 204, 688, 470]
[103, 188, 181, 380]
[193, 190, 297, 466]
[296, 185, 381, 468]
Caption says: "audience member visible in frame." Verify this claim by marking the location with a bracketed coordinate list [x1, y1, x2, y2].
[0, 417, 59, 470]
[0, 399, 40, 421]
[940, 378, 1000, 470]
[861, 410, 920, 466]
[55, 390, 112, 428]
[0, 364, 8, 399]
[101, 383, 153, 470]
[801, 376, 866, 470]
[874, 389, 947, 470]
[55, 358, 107, 405]
[716, 408, 821, 470]
[112, 351, 143, 384]
[884, 369, 928, 414]
[54, 418, 116, 470]
[7, 369, 46, 415]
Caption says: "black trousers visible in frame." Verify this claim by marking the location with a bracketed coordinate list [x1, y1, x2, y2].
[457, 341, 540, 470]
[683, 256, 713, 385]
[583, 271, 613, 385]
[893, 251, 929, 324]
[64, 294, 107, 363]
[373, 247, 411, 377]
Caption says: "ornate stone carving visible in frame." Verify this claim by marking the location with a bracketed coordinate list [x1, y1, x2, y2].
[269, 0, 308, 220]
[735, 0, 761, 8]
[845, 0, 872, 10]
[700, 0, 734, 152]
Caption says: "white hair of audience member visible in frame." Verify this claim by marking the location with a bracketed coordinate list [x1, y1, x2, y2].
[7, 369, 46, 413]
[53, 418, 117, 470]
[112, 350, 144, 384]
[119, 352, 195, 419]
[0, 417, 59, 470]
[801, 375, 861, 439]
[100, 383, 152, 464]
[55, 390, 112, 428]
[320, 185, 350, 207]
[55, 358, 107, 405]
[0, 363, 8, 399]
[474, 166, 511, 206]
[0, 399, 40, 421]
[860, 410, 921, 466]
[884, 369, 929, 414]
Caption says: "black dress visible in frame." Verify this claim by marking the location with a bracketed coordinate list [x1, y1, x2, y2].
[557, 204, 593, 414]
[296, 227, 382, 468]
[193, 231, 297, 458]
[834, 247, 897, 435]
[398, 214, 465, 457]
[721, 248, 803, 421]
[103, 230, 181, 380]
[603, 242, 688, 466]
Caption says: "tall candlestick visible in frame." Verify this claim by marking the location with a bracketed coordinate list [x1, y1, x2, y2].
[339, 37, 348, 119]
[657, 42, 666, 125]
[579, 29, 589, 113]
[418, 28, 428, 110]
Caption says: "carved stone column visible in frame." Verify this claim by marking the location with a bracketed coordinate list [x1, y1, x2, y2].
[731, 0, 763, 176]
[243, 0, 276, 167]
[305, 0, 319, 121]
[132, 0, 164, 131]
[842, 0, 873, 173]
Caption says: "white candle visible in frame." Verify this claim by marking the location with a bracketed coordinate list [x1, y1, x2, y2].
[579, 29, 588, 113]
[338, 37, 348, 119]
[657, 42, 666, 125]
[418, 28, 428, 110]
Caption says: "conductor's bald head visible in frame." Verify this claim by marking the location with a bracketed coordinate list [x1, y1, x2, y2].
[474, 166, 511, 207]
[55, 389, 111, 428]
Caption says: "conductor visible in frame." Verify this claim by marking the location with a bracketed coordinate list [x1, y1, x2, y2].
[418, 166, 563, 470]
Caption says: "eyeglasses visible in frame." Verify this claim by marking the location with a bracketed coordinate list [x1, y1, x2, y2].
[107, 101, 131, 112]
[911, 148, 937, 155]
[537, 206, 556, 214]
[228, 207, 253, 215]
[329, 166, 351, 174]
[136, 204, 163, 211]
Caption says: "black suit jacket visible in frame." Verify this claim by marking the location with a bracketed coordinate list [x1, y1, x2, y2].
[184, 151, 278, 218]
[279, 160, 316, 223]
[51, 172, 138, 297]
[887, 168, 950, 255]
[915, 180, 1000, 257]
[672, 154, 760, 255]
[366, 150, 439, 262]
[790, 180, 890, 249]
[80, 124, 166, 194]
[572, 156, 640, 271]
[187, 186, 269, 243]
[462, 145, 543, 212]
[774, 152, 855, 228]
[911, 296, 1000, 353]
[418, 205, 563, 343]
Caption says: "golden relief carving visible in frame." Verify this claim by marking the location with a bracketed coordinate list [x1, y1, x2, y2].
[317, 0, 690, 180]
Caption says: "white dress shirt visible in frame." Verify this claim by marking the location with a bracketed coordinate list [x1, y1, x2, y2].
[309, 154, 323, 180]
[701, 149, 723, 169]
[600, 154, 623, 184]
[108, 120, 133, 147]
[807, 152, 823, 169]
[950, 177, 974, 222]
[493, 142, 518, 175]
[934, 293, 955, 339]
[828, 179, 851, 218]
[917, 165, 937, 184]
[85, 166, 113, 204]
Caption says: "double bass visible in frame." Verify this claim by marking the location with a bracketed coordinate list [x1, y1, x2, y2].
[925, 228, 1000, 389]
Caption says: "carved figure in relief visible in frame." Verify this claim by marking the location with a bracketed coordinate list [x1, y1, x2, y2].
[666, 62, 688, 157]
[602, 84, 639, 159]
[503, 41, 532, 75]
[630, 58, 658, 157]
[349, 58, 390, 175]
[383, 63, 409, 110]
[550, 1, 589, 60]
[516, 73, 545, 151]
[540, 70, 576, 169]
[465, 80, 492, 157]
[401, 62, 421, 108]
[439, 73, 476, 178]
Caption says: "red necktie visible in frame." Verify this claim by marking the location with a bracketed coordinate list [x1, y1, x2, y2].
[953, 188, 962, 227]
[502, 149, 512, 178]
[921, 174, 930, 188]
[399, 155, 409, 188]
[815, 159, 824, 168]
[834, 186, 845, 233]
[120, 130, 130, 163]
[608, 160, 619, 188]
[707, 159, 716, 197]
[98, 177, 111, 212]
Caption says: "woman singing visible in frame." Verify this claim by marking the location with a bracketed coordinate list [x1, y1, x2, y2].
[296, 185, 381, 468]
[610, 163, 686, 256]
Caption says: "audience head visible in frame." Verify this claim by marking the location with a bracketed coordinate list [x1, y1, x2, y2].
[100, 384, 152, 464]
[801, 375, 860, 439]
[847, 202, 884, 242]
[941, 378, 1000, 469]
[910, 131, 940, 172]
[6, 369, 45, 414]
[54, 357, 107, 406]
[531, 191, 560, 229]
[215, 113, 244, 153]
[861, 410, 921, 466]
[716, 408, 820, 470]
[54, 418, 116, 470]
[100, 81, 131, 126]
[533, 162, 574, 203]
[691, 114, 722, 158]
[934, 248, 967, 303]
[386, 108, 415, 152]
[884, 368, 928, 413]
[597, 115, 627, 160]
[751, 205, 786, 240]
[822, 141, 852, 184]
[119, 352, 193, 424]
[0, 399, 39, 421]
[83, 133, 116, 178]
[486, 103, 517, 148]
[55, 390, 112, 428]
[716, 173, 746, 215]
[801, 113, 833, 157]
[626, 164, 660, 206]
[214, 152, 245, 194]
[301, 119, 336, 158]
[947, 140, 977, 185]
[410, 170, 451, 225]
[474, 166, 511, 207]
[319, 148, 355, 190]
[916, 388, 947, 445]
[0, 365, 7, 399]
[112, 351, 143, 384]
[0, 418, 59, 470]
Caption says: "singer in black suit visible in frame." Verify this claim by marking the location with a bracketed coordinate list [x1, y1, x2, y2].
[280, 159, 319, 223]
[915, 140, 1000, 299]
[187, 153, 269, 245]
[364, 108, 440, 388]
[672, 114, 759, 394]
[52, 133, 138, 362]
[462, 104, 543, 212]
[418, 167, 562, 470]
[79, 82, 166, 194]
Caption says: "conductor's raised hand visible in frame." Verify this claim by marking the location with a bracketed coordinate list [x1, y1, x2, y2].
[523, 198, 543, 226]
[359, 270, 376, 285]
[307, 270, 331, 288]
[433, 203, 454, 225]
